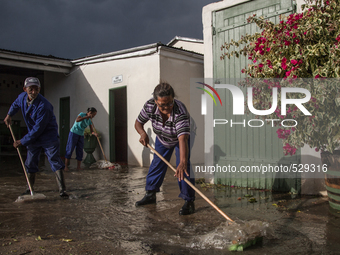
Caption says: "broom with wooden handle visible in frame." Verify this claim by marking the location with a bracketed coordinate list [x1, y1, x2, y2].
[90, 119, 117, 169]
[147, 144, 269, 251]
[147, 144, 233, 222]
[90, 119, 107, 161]
[9, 124, 46, 202]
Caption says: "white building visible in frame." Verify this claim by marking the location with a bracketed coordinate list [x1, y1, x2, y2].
[0, 39, 205, 167]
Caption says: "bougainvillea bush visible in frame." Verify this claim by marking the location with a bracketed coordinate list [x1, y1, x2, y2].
[221, 0, 340, 155]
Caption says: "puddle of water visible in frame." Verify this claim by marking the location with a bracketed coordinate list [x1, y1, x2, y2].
[1, 156, 340, 254]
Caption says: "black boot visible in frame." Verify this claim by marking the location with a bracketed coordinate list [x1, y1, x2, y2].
[179, 200, 195, 215]
[135, 191, 156, 206]
[55, 170, 69, 198]
[21, 173, 36, 195]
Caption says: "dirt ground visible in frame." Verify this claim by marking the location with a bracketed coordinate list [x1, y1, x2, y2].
[1, 155, 340, 255]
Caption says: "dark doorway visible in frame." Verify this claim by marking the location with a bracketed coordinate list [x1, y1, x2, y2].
[59, 97, 70, 157]
[109, 87, 127, 163]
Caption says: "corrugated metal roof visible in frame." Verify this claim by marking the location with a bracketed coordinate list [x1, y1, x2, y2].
[0, 39, 203, 69]
[0, 48, 70, 61]
[72, 42, 203, 65]
[0, 48, 72, 73]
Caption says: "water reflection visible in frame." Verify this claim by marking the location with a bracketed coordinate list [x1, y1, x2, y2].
[0, 157, 340, 254]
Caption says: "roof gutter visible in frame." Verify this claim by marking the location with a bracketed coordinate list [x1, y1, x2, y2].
[71, 43, 161, 65]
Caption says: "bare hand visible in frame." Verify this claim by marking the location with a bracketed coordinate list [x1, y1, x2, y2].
[174, 162, 189, 181]
[139, 132, 149, 146]
[92, 132, 99, 137]
[13, 140, 21, 149]
[4, 115, 11, 128]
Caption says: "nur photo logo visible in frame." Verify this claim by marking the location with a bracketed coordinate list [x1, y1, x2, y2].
[195, 79, 312, 128]
[196, 82, 222, 115]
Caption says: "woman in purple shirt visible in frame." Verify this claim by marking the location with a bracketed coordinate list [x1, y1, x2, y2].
[135, 82, 195, 215]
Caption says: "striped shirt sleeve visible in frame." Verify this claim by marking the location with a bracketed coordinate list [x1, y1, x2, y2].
[137, 99, 154, 124]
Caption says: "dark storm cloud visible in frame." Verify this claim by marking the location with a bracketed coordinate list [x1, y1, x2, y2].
[0, 0, 218, 59]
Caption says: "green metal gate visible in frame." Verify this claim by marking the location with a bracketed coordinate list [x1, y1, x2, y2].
[212, 0, 301, 192]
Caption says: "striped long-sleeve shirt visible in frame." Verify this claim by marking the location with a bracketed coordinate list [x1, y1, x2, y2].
[137, 98, 190, 148]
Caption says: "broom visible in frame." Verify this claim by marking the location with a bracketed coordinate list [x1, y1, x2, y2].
[8, 124, 46, 202]
[90, 119, 117, 169]
[147, 144, 267, 251]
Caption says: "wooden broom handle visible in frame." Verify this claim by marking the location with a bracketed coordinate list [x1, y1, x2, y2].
[147, 144, 234, 222]
[90, 119, 107, 161]
[9, 124, 34, 195]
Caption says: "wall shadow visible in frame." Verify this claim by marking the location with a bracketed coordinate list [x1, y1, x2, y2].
[273, 155, 325, 194]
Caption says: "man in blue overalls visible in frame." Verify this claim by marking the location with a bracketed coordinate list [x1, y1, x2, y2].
[4, 77, 68, 198]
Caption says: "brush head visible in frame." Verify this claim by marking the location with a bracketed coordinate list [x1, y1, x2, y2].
[228, 236, 263, 251]
[14, 193, 47, 202]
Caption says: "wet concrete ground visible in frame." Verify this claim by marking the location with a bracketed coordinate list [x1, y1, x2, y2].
[1, 155, 340, 254]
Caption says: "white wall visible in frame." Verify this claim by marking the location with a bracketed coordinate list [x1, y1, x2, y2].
[45, 53, 160, 166]
[159, 47, 205, 166]
[45, 45, 204, 168]
[170, 41, 204, 55]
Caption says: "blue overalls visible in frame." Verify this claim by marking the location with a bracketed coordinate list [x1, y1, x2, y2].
[146, 137, 195, 201]
[7, 92, 64, 173]
[64, 112, 92, 161]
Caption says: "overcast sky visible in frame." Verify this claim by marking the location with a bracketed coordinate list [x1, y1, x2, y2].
[0, 0, 217, 60]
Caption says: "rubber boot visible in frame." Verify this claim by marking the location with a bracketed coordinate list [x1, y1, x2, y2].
[55, 170, 69, 198]
[135, 191, 156, 206]
[179, 200, 195, 215]
[21, 173, 36, 195]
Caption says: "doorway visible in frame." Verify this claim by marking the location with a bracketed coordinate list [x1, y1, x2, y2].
[59, 97, 70, 157]
[109, 87, 127, 163]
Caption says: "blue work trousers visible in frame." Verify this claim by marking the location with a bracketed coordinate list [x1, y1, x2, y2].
[64, 132, 84, 161]
[145, 137, 195, 201]
[26, 140, 65, 173]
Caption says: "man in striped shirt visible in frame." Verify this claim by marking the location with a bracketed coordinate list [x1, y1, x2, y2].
[135, 82, 195, 215]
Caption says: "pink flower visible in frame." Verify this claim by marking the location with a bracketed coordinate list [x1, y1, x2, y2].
[283, 143, 297, 156]
[291, 59, 298, 65]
